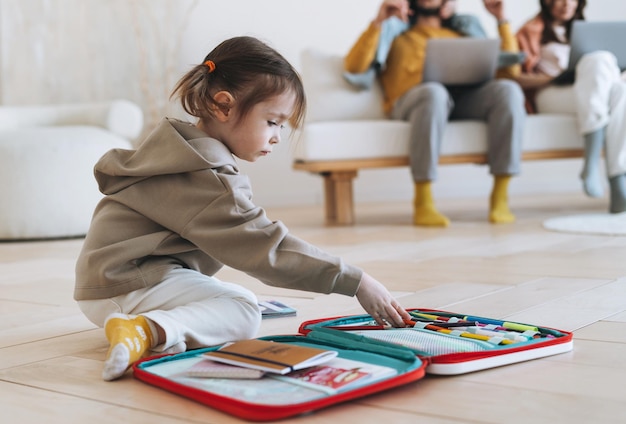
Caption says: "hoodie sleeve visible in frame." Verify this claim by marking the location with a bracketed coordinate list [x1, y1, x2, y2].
[177, 170, 363, 297]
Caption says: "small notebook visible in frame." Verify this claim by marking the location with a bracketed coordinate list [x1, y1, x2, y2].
[203, 339, 338, 374]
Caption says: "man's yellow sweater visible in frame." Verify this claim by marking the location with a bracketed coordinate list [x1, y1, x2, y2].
[345, 22, 520, 115]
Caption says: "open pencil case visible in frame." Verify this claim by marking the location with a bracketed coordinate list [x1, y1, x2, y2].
[133, 308, 573, 420]
[298, 308, 574, 375]
[133, 331, 426, 421]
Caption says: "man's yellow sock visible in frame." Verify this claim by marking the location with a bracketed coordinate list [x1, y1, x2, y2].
[489, 175, 515, 224]
[413, 181, 450, 227]
[102, 313, 154, 381]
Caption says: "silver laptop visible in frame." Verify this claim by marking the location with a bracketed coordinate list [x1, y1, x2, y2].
[568, 21, 626, 70]
[422, 38, 500, 86]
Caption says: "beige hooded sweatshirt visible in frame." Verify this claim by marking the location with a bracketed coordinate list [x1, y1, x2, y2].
[74, 118, 362, 301]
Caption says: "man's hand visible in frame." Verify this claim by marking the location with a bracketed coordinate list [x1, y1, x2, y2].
[483, 0, 506, 23]
[355, 272, 411, 327]
[440, 0, 457, 20]
[374, 0, 412, 26]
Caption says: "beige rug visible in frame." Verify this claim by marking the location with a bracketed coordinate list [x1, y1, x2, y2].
[543, 212, 626, 236]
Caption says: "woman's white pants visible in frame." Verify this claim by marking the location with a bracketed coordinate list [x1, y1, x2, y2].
[536, 51, 626, 177]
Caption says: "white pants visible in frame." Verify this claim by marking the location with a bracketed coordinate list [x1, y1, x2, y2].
[536, 51, 626, 177]
[78, 268, 261, 354]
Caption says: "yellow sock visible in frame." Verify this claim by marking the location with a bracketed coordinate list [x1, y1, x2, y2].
[102, 313, 154, 381]
[413, 181, 450, 227]
[489, 175, 515, 224]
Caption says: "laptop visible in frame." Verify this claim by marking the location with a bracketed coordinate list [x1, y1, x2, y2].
[422, 38, 500, 86]
[569, 21, 626, 70]
[554, 20, 626, 84]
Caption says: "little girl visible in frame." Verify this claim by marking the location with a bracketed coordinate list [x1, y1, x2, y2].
[74, 36, 411, 381]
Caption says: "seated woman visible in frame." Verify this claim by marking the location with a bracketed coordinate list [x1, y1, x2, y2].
[516, 0, 626, 213]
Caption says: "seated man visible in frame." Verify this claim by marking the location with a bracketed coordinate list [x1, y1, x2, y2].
[345, 0, 526, 226]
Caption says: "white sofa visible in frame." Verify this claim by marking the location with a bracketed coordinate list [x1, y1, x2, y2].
[0, 99, 143, 239]
[292, 49, 584, 225]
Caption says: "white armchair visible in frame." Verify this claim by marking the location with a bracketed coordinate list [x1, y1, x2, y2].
[0, 99, 143, 239]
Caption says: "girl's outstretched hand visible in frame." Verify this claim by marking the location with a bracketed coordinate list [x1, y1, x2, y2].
[356, 272, 411, 327]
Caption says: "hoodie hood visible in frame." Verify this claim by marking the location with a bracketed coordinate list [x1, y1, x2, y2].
[94, 118, 238, 195]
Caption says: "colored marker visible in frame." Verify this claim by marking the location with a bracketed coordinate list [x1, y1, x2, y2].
[410, 312, 467, 323]
[410, 318, 473, 328]
[413, 322, 513, 345]
[463, 316, 539, 333]
[452, 326, 530, 343]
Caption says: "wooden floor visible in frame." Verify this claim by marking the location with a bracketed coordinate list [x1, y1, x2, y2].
[2, 193, 626, 423]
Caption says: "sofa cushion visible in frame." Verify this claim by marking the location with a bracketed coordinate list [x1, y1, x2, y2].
[301, 49, 386, 122]
[523, 113, 581, 150]
[535, 85, 577, 115]
[294, 113, 581, 162]
[297, 49, 582, 163]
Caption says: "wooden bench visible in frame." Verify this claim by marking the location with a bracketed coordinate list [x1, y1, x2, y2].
[294, 150, 584, 226]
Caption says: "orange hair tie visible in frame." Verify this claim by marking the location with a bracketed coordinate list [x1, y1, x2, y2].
[204, 60, 216, 73]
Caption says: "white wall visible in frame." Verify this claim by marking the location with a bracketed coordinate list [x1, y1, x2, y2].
[2, 0, 626, 207]
[175, 0, 625, 207]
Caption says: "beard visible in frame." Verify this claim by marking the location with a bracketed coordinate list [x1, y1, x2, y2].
[414, 5, 442, 17]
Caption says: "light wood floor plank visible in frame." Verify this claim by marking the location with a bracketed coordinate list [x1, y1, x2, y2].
[367, 373, 626, 424]
[440, 277, 614, 325]
[504, 278, 626, 330]
[0, 381, 196, 424]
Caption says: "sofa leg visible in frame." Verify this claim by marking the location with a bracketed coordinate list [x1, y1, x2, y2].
[321, 171, 357, 226]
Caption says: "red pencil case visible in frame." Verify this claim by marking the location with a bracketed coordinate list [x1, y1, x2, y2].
[133, 331, 426, 421]
[133, 308, 573, 421]
[298, 308, 574, 375]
